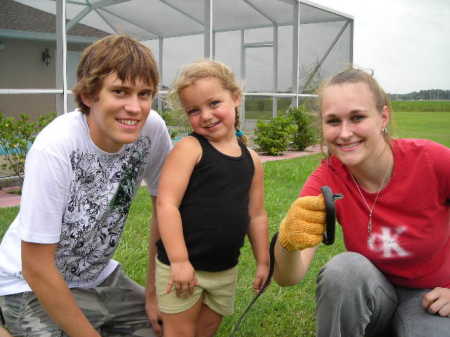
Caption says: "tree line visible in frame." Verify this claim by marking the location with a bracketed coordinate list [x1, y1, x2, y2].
[390, 89, 450, 101]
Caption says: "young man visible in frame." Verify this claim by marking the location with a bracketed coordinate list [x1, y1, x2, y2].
[0, 35, 171, 337]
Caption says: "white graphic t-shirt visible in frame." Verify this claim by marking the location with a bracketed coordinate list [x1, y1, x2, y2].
[0, 109, 172, 295]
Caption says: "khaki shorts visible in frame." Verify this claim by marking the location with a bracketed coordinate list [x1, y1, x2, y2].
[155, 258, 238, 316]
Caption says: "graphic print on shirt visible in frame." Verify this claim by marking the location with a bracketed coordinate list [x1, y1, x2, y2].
[368, 226, 411, 258]
[56, 136, 151, 282]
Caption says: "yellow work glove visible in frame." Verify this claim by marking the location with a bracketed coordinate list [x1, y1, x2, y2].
[278, 195, 326, 251]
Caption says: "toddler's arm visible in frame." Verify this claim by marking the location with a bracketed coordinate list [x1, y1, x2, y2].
[156, 138, 202, 296]
[247, 150, 270, 291]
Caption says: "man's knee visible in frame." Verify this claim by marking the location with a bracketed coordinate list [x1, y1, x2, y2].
[102, 324, 156, 337]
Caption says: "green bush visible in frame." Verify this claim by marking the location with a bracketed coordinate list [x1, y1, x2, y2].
[0, 112, 56, 187]
[287, 104, 318, 151]
[159, 109, 192, 139]
[254, 115, 296, 155]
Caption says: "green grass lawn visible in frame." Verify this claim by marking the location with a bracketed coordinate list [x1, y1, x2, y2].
[393, 110, 450, 146]
[0, 207, 17, 239]
[0, 104, 449, 336]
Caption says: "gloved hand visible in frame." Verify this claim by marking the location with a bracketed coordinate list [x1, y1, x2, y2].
[278, 195, 326, 251]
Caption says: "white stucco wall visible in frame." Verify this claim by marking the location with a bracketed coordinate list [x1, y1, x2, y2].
[0, 38, 84, 118]
[0, 38, 57, 118]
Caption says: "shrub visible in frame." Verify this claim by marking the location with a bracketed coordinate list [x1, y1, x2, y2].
[287, 104, 318, 151]
[0, 112, 56, 187]
[159, 109, 192, 139]
[254, 115, 297, 156]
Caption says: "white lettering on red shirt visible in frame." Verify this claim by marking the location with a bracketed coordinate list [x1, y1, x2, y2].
[368, 227, 411, 258]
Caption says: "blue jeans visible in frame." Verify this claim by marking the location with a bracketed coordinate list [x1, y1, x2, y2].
[316, 252, 450, 337]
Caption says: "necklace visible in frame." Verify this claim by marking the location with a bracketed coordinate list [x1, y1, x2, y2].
[351, 165, 391, 234]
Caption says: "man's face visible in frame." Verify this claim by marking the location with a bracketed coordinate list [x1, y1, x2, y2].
[83, 73, 154, 152]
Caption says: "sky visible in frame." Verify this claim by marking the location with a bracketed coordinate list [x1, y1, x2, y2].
[309, 0, 450, 94]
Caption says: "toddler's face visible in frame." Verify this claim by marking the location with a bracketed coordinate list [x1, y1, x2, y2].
[180, 77, 240, 142]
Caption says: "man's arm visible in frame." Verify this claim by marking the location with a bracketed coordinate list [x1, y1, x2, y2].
[145, 196, 163, 336]
[21, 242, 100, 337]
[0, 327, 13, 337]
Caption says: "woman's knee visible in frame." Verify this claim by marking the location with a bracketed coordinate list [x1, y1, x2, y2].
[318, 252, 372, 289]
[393, 288, 450, 337]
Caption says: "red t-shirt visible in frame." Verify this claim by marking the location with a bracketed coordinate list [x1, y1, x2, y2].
[301, 139, 450, 288]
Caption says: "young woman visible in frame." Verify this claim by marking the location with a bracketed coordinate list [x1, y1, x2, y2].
[274, 68, 450, 337]
[155, 59, 269, 337]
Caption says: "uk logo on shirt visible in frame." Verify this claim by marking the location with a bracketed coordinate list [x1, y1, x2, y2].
[368, 226, 411, 258]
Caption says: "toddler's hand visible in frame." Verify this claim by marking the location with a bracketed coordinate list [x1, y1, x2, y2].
[253, 262, 270, 293]
[166, 260, 198, 298]
[278, 195, 326, 251]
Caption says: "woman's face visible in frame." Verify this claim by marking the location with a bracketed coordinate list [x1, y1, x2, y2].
[321, 81, 389, 168]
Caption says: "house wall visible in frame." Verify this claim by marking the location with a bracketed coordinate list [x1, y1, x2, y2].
[0, 38, 83, 119]
[0, 38, 57, 118]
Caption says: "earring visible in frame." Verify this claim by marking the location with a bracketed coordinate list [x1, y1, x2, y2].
[381, 127, 388, 135]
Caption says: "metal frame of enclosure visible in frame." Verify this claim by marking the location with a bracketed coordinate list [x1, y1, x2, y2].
[0, 0, 353, 121]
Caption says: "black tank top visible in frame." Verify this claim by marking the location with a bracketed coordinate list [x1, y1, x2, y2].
[156, 133, 255, 271]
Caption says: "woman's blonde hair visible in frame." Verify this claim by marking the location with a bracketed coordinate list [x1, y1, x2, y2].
[169, 59, 247, 144]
